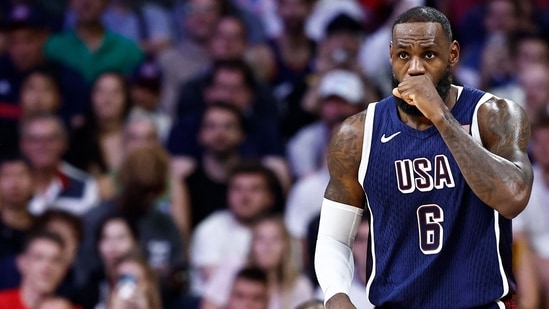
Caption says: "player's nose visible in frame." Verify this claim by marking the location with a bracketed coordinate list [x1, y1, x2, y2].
[407, 56, 425, 76]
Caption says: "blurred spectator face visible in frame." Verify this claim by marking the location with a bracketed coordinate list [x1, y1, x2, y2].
[45, 219, 79, 265]
[514, 38, 549, 72]
[20, 118, 67, 170]
[277, 0, 311, 33]
[484, 0, 518, 35]
[123, 119, 160, 153]
[17, 238, 66, 295]
[226, 277, 269, 309]
[71, 0, 108, 24]
[99, 219, 137, 269]
[198, 106, 244, 156]
[531, 124, 549, 168]
[92, 73, 128, 122]
[228, 173, 274, 224]
[205, 69, 252, 111]
[518, 64, 549, 117]
[183, 0, 220, 43]
[0, 160, 33, 206]
[131, 85, 159, 111]
[251, 219, 286, 271]
[7, 28, 47, 71]
[20, 72, 61, 116]
[209, 17, 247, 60]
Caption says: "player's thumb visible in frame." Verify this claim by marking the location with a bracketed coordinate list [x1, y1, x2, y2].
[392, 87, 402, 98]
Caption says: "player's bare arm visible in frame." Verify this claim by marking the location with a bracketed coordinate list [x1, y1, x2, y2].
[324, 111, 367, 208]
[436, 97, 533, 218]
[321, 111, 366, 309]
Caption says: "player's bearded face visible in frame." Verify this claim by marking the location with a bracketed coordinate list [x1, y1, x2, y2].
[392, 66, 452, 116]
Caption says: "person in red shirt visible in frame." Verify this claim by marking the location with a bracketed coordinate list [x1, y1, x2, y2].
[0, 231, 68, 309]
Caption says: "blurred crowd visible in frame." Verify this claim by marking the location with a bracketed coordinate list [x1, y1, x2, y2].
[0, 0, 549, 308]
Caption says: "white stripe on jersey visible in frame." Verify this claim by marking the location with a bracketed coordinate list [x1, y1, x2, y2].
[359, 102, 377, 303]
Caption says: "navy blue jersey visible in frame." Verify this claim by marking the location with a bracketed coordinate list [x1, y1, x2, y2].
[358, 86, 515, 308]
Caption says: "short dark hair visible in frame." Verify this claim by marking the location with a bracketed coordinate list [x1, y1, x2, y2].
[234, 266, 268, 285]
[325, 13, 363, 36]
[228, 161, 285, 213]
[0, 151, 32, 171]
[19, 112, 67, 141]
[32, 209, 84, 243]
[201, 102, 246, 131]
[392, 6, 453, 42]
[22, 230, 64, 253]
[206, 59, 256, 90]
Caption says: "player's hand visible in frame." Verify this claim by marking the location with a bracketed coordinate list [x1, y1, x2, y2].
[392, 75, 447, 121]
[325, 293, 357, 309]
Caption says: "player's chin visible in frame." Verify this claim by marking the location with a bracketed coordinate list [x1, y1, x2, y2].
[395, 96, 424, 117]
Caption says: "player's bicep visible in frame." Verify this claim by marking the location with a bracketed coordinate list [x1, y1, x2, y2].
[478, 98, 531, 168]
[324, 113, 366, 208]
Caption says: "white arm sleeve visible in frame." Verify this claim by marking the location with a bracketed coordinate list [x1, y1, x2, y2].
[314, 198, 363, 304]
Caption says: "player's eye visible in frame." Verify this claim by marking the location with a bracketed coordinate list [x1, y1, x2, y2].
[398, 52, 408, 60]
[425, 51, 435, 59]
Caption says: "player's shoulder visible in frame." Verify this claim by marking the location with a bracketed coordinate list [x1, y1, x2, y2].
[477, 91, 526, 120]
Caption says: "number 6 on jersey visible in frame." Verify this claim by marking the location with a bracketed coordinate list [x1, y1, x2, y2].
[417, 204, 444, 254]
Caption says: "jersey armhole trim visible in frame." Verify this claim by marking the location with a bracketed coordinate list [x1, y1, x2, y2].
[471, 93, 494, 144]
[357, 102, 377, 184]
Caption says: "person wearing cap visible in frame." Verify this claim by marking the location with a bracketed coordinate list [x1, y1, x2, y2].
[44, 0, 144, 84]
[302, 12, 380, 116]
[129, 58, 172, 142]
[287, 69, 366, 179]
[0, 4, 89, 156]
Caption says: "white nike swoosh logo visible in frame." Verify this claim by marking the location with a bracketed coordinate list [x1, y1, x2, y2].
[381, 131, 401, 143]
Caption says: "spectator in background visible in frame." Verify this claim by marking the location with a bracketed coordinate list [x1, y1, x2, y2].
[185, 103, 246, 230]
[287, 69, 366, 179]
[0, 153, 35, 256]
[158, 0, 222, 115]
[45, 0, 144, 83]
[0, 3, 89, 153]
[190, 162, 281, 294]
[30, 210, 83, 301]
[129, 58, 172, 142]
[19, 113, 99, 216]
[455, 0, 523, 90]
[107, 253, 163, 309]
[254, 0, 318, 141]
[302, 12, 380, 115]
[516, 63, 549, 122]
[19, 67, 62, 120]
[102, 0, 173, 56]
[201, 215, 313, 309]
[65, 72, 132, 200]
[0, 231, 71, 309]
[225, 267, 269, 309]
[122, 114, 192, 243]
[490, 30, 549, 107]
[74, 214, 140, 309]
[513, 106, 549, 309]
[78, 146, 184, 298]
[168, 59, 290, 191]
[0, 153, 35, 290]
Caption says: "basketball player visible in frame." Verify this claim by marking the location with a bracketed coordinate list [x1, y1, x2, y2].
[314, 6, 533, 309]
